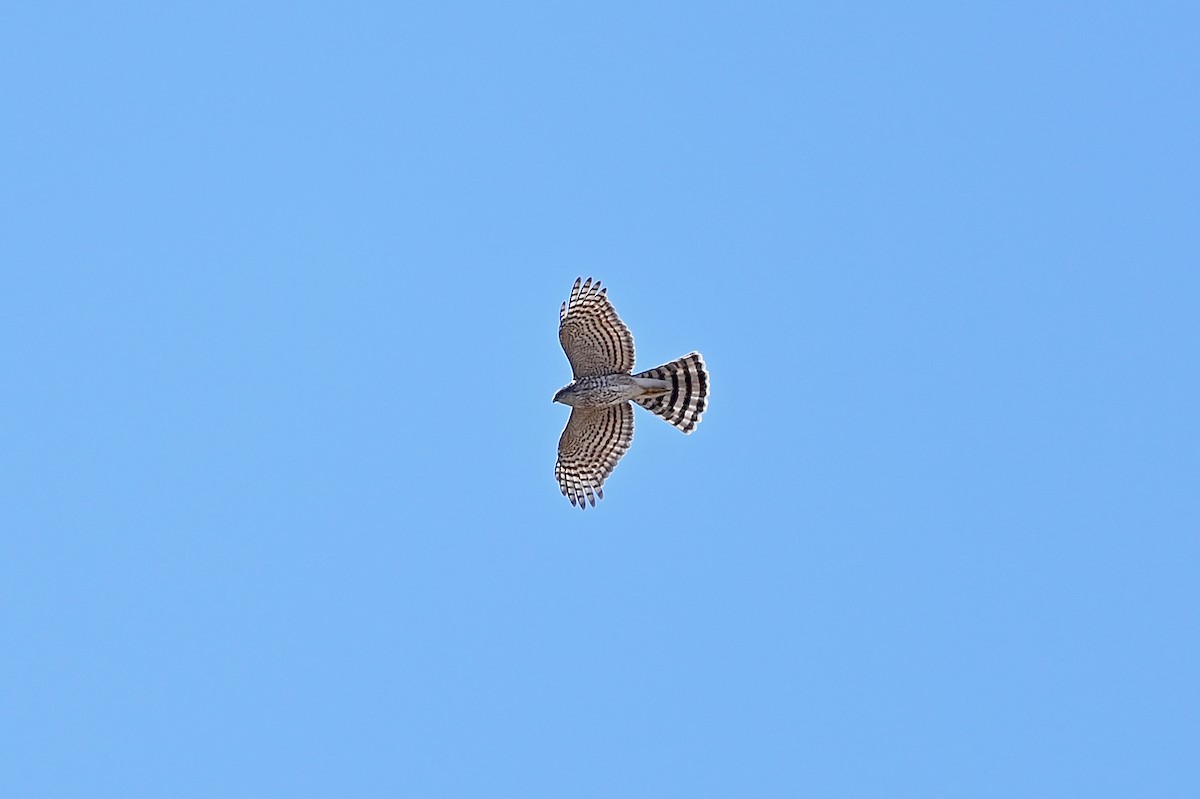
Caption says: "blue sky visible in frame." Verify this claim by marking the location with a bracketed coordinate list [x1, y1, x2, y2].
[2, 2, 1197, 796]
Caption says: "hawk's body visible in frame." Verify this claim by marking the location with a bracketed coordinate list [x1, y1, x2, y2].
[557, 374, 664, 407]
[553, 277, 709, 509]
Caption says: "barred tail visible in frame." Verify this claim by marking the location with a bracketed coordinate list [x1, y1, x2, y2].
[633, 352, 709, 434]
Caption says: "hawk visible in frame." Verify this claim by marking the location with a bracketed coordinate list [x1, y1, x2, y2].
[553, 277, 709, 509]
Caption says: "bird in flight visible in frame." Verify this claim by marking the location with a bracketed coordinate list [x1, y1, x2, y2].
[553, 277, 709, 509]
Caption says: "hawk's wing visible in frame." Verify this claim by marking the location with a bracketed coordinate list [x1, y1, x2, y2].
[555, 403, 634, 509]
[559, 277, 635, 377]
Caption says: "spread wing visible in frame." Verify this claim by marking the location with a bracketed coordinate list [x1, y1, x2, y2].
[558, 277, 635, 377]
[555, 403, 634, 509]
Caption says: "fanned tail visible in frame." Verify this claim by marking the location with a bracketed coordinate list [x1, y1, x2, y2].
[632, 352, 709, 434]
